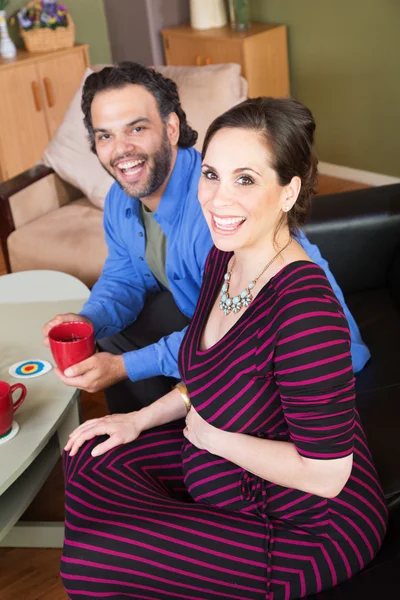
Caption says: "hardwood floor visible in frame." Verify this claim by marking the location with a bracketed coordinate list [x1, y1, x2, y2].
[0, 548, 67, 600]
[317, 174, 369, 195]
[0, 174, 370, 599]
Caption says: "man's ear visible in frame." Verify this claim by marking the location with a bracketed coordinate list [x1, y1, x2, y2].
[166, 112, 180, 146]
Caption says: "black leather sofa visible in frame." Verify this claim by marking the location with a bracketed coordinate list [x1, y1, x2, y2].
[304, 183, 400, 598]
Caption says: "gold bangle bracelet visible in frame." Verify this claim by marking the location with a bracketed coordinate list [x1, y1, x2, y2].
[175, 382, 191, 414]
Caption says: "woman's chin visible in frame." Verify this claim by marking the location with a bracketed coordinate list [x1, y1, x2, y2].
[211, 234, 242, 253]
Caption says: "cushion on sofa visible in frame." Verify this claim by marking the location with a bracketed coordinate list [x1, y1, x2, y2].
[42, 63, 247, 210]
[7, 199, 107, 288]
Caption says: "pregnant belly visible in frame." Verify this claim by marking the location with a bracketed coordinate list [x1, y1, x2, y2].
[182, 440, 249, 512]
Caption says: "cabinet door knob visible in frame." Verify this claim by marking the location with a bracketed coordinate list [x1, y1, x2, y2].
[43, 77, 55, 108]
[195, 55, 202, 66]
[31, 81, 41, 112]
[205, 57, 212, 65]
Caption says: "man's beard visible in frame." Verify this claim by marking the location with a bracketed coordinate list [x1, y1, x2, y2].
[102, 126, 172, 199]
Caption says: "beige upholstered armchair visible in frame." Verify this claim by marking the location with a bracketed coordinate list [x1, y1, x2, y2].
[0, 63, 247, 288]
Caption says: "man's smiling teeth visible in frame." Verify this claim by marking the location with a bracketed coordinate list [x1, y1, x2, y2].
[117, 159, 144, 170]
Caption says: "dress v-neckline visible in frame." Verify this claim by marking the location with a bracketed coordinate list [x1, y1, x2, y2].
[197, 255, 312, 354]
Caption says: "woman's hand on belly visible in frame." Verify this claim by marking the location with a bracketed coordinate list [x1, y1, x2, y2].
[184, 407, 227, 452]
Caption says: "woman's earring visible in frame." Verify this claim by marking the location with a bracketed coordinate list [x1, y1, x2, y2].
[283, 204, 290, 212]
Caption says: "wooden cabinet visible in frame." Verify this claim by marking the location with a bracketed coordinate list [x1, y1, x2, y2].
[0, 45, 88, 182]
[161, 23, 290, 99]
[0, 62, 49, 182]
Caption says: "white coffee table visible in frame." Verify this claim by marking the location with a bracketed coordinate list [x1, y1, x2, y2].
[0, 270, 90, 547]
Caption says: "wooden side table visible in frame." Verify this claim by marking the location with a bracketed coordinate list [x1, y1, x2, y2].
[161, 22, 290, 98]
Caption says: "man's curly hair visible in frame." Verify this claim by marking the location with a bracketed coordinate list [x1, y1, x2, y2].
[82, 62, 198, 153]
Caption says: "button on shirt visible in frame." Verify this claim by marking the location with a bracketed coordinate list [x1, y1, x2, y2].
[80, 147, 370, 382]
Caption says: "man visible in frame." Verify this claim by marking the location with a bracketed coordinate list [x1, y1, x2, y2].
[43, 62, 370, 413]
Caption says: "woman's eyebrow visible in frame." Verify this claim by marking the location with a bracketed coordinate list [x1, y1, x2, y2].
[233, 167, 261, 176]
[202, 164, 261, 176]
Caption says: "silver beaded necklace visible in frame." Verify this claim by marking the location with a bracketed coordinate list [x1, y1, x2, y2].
[219, 237, 293, 316]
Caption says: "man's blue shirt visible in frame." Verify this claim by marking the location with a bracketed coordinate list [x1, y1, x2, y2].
[81, 147, 370, 380]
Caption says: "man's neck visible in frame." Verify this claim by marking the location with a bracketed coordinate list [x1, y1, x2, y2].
[140, 147, 179, 213]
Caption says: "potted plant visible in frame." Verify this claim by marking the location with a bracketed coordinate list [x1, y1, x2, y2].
[17, 1, 69, 32]
[16, 1, 75, 53]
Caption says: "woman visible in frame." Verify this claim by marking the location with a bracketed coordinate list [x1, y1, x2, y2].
[62, 98, 387, 599]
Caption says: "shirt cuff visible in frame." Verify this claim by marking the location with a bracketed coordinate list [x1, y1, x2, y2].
[123, 345, 160, 382]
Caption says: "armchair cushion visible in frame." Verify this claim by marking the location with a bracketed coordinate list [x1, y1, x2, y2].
[42, 63, 247, 210]
[10, 171, 81, 229]
[7, 198, 107, 288]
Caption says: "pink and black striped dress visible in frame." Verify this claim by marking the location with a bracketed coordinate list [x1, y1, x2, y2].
[62, 249, 387, 599]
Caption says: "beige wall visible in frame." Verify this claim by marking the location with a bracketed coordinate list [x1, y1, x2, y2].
[7, 0, 112, 64]
[251, 0, 400, 177]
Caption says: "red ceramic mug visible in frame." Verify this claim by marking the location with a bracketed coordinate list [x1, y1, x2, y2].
[48, 321, 95, 372]
[0, 380, 27, 438]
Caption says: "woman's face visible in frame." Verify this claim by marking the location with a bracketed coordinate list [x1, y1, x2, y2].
[199, 127, 291, 253]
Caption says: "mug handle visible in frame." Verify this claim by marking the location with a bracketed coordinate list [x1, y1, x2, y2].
[10, 383, 27, 412]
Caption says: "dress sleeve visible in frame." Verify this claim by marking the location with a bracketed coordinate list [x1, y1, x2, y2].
[297, 230, 370, 373]
[272, 285, 356, 460]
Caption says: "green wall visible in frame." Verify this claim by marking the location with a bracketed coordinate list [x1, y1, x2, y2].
[251, 0, 400, 177]
[7, 0, 112, 64]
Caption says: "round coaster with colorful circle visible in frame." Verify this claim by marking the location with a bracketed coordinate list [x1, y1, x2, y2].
[0, 421, 20, 445]
[8, 359, 52, 379]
